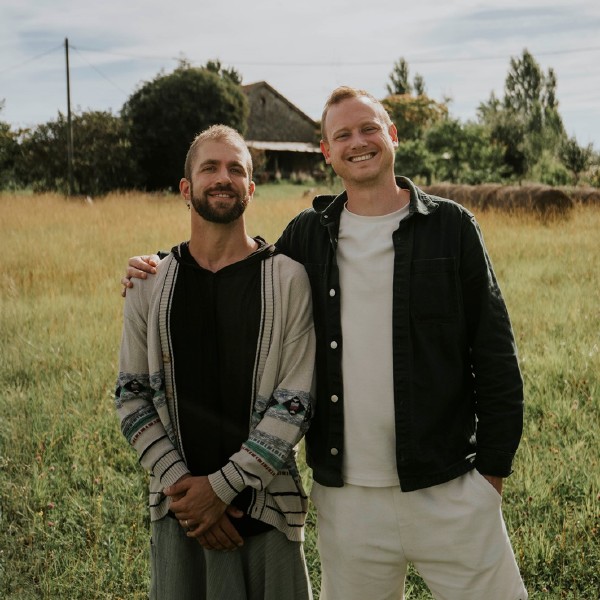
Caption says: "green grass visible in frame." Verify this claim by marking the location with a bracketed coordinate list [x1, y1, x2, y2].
[0, 187, 598, 599]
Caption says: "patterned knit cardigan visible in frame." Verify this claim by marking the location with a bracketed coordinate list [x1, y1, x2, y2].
[115, 251, 315, 542]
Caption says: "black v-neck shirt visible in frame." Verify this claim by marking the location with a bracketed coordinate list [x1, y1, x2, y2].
[168, 240, 273, 536]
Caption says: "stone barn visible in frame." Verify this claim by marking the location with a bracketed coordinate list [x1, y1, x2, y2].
[242, 81, 323, 181]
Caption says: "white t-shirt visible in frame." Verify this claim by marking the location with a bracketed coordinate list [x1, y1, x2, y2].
[337, 203, 409, 486]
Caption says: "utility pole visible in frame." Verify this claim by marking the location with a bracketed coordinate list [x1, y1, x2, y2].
[65, 37, 75, 195]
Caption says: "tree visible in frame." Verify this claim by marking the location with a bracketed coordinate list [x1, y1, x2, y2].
[413, 74, 426, 96]
[542, 67, 564, 141]
[387, 58, 428, 97]
[477, 95, 529, 182]
[395, 139, 433, 184]
[204, 58, 243, 85]
[459, 122, 506, 184]
[528, 150, 570, 186]
[425, 118, 466, 182]
[18, 110, 135, 195]
[559, 136, 594, 184]
[504, 50, 564, 159]
[478, 49, 566, 180]
[504, 49, 544, 118]
[0, 101, 21, 190]
[423, 118, 505, 184]
[386, 58, 412, 96]
[382, 94, 447, 141]
[122, 62, 248, 191]
[71, 111, 136, 193]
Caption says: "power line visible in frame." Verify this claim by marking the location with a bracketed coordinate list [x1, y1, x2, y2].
[3, 42, 600, 76]
[0, 43, 63, 75]
[69, 43, 600, 67]
[71, 46, 130, 95]
[72, 45, 180, 62]
[405, 45, 600, 65]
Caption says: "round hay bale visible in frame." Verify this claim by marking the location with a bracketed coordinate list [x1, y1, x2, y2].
[422, 184, 452, 199]
[564, 187, 587, 203]
[531, 188, 573, 218]
[476, 184, 503, 210]
[580, 188, 600, 205]
[506, 186, 533, 211]
[451, 184, 474, 207]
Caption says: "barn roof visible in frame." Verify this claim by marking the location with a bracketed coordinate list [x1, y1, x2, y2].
[241, 81, 319, 150]
[242, 81, 317, 128]
[245, 140, 321, 153]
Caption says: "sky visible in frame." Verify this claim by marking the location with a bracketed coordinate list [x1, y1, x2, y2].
[2, 0, 600, 149]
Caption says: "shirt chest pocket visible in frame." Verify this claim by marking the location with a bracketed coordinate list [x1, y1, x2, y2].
[411, 257, 459, 322]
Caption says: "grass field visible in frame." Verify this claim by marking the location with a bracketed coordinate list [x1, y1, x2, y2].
[0, 184, 598, 599]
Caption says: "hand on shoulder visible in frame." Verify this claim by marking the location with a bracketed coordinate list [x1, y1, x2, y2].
[120, 254, 160, 297]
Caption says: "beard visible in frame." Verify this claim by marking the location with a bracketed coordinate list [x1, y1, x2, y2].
[190, 183, 250, 224]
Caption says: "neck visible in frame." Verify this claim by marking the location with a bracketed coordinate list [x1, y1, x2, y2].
[188, 215, 258, 272]
[344, 174, 409, 216]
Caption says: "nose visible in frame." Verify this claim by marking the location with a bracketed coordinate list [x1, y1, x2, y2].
[350, 132, 368, 150]
[214, 167, 232, 185]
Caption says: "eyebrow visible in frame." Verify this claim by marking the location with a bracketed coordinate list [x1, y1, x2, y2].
[331, 120, 380, 138]
[199, 159, 246, 172]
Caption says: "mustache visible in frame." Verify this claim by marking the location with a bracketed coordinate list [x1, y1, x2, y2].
[205, 184, 237, 195]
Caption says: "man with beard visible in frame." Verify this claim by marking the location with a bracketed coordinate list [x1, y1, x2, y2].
[115, 125, 315, 600]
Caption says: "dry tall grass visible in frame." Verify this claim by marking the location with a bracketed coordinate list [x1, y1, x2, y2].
[1, 186, 598, 599]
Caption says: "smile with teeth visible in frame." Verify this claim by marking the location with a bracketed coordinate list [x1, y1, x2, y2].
[349, 152, 375, 163]
[209, 191, 235, 198]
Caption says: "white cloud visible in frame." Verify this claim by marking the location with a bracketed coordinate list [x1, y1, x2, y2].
[1, 0, 599, 147]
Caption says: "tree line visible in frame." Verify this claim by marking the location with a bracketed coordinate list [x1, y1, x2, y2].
[0, 51, 597, 195]
[384, 52, 597, 187]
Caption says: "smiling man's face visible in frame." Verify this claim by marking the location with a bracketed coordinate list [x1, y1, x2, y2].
[320, 96, 398, 188]
[187, 139, 255, 224]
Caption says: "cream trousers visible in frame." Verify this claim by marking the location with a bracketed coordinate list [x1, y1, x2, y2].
[312, 469, 527, 600]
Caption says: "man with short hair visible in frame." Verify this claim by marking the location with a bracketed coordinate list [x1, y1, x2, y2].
[116, 124, 315, 600]
[124, 88, 527, 600]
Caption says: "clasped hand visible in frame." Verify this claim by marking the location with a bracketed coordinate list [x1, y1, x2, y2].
[164, 474, 244, 551]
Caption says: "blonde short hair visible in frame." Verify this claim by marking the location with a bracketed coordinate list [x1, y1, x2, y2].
[184, 125, 253, 181]
[320, 86, 392, 141]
